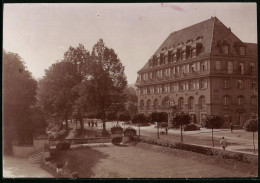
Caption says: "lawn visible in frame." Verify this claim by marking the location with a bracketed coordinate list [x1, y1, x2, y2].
[51, 142, 257, 178]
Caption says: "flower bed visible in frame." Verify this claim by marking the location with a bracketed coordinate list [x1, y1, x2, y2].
[133, 136, 258, 165]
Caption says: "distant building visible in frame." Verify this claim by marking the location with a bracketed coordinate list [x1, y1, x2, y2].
[135, 17, 257, 126]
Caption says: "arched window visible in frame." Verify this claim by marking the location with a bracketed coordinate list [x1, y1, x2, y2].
[251, 96, 257, 106]
[140, 100, 145, 109]
[154, 99, 158, 110]
[237, 96, 244, 105]
[178, 97, 184, 110]
[199, 96, 206, 110]
[223, 95, 231, 106]
[162, 96, 175, 107]
[146, 99, 151, 110]
[188, 97, 195, 110]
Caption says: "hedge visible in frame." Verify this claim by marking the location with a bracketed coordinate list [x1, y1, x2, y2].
[133, 136, 257, 165]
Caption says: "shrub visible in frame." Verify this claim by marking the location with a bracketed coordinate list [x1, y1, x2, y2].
[101, 130, 110, 137]
[44, 157, 52, 162]
[56, 163, 63, 169]
[111, 125, 123, 134]
[183, 123, 200, 131]
[56, 141, 70, 150]
[72, 172, 79, 178]
[111, 136, 122, 145]
[124, 127, 137, 136]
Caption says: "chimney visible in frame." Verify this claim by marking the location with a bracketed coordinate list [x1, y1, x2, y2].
[228, 27, 231, 32]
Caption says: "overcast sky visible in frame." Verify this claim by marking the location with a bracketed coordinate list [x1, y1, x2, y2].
[3, 3, 257, 84]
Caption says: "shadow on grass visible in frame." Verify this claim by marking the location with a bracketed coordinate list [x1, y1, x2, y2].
[51, 147, 109, 178]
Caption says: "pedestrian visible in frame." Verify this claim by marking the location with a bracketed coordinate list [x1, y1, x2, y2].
[230, 123, 233, 133]
[165, 127, 168, 135]
[220, 137, 227, 150]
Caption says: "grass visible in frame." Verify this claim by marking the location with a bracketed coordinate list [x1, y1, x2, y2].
[49, 142, 257, 178]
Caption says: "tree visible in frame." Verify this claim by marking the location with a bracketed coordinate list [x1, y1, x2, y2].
[148, 112, 168, 139]
[202, 114, 224, 147]
[119, 114, 131, 122]
[37, 61, 81, 130]
[82, 39, 127, 132]
[244, 119, 258, 153]
[131, 114, 147, 135]
[170, 112, 191, 143]
[3, 51, 37, 153]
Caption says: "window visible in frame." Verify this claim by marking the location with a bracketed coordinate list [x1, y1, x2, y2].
[250, 63, 255, 73]
[163, 84, 167, 93]
[150, 86, 154, 94]
[199, 96, 206, 110]
[251, 79, 256, 89]
[239, 63, 244, 74]
[146, 100, 151, 109]
[239, 47, 245, 55]
[237, 96, 244, 105]
[201, 61, 207, 71]
[149, 72, 153, 80]
[188, 97, 195, 110]
[196, 62, 200, 71]
[191, 64, 196, 72]
[189, 80, 195, 90]
[180, 82, 185, 91]
[251, 96, 257, 105]
[140, 100, 144, 109]
[191, 49, 196, 58]
[159, 85, 162, 93]
[224, 79, 230, 89]
[237, 80, 243, 89]
[223, 45, 229, 54]
[178, 98, 184, 110]
[223, 96, 231, 106]
[173, 83, 179, 92]
[154, 99, 158, 110]
[227, 61, 233, 74]
[182, 52, 186, 60]
[215, 61, 221, 70]
[200, 79, 207, 89]
[224, 114, 231, 123]
[155, 85, 159, 94]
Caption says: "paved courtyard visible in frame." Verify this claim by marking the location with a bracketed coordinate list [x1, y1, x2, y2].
[3, 156, 53, 178]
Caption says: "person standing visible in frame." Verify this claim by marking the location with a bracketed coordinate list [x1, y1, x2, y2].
[220, 137, 227, 150]
[230, 123, 233, 133]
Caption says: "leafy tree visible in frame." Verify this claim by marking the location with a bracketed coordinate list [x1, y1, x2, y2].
[37, 61, 81, 130]
[119, 114, 131, 122]
[202, 114, 224, 147]
[82, 39, 127, 132]
[3, 51, 37, 153]
[148, 112, 168, 138]
[244, 119, 258, 153]
[170, 112, 191, 143]
[131, 114, 147, 135]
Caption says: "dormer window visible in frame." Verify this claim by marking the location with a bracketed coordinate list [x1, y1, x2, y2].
[239, 47, 245, 55]
[223, 45, 229, 54]
[191, 49, 196, 58]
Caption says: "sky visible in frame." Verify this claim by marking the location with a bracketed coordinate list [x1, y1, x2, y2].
[3, 3, 257, 84]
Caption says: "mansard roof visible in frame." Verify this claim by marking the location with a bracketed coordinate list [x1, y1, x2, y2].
[138, 17, 257, 73]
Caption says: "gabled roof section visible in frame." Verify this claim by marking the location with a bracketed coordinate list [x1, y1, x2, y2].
[138, 17, 216, 73]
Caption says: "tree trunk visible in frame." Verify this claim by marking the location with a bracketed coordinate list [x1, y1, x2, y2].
[138, 122, 140, 136]
[157, 123, 159, 139]
[181, 125, 183, 143]
[253, 132, 255, 154]
[78, 111, 84, 132]
[212, 128, 214, 147]
[102, 121, 106, 132]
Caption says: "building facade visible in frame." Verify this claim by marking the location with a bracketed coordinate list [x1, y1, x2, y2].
[135, 17, 257, 126]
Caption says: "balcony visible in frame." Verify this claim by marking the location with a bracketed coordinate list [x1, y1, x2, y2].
[211, 69, 257, 76]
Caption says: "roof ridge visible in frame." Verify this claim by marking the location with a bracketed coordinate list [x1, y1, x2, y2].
[169, 17, 215, 35]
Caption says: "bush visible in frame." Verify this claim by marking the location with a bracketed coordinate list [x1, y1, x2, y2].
[111, 136, 122, 145]
[56, 141, 70, 150]
[102, 130, 110, 137]
[183, 123, 200, 131]
[124, 127, 137, 136]
[111, 125, 123, 134]
[44, 157, 52, 162]
[56, 163, 63, 169]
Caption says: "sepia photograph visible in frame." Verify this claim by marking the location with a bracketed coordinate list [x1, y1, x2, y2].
[2, 3, 258, 178]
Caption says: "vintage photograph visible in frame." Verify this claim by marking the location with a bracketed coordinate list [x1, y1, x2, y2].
[3, 3, 258, 178]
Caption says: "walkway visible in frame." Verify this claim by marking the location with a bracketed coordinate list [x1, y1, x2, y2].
[3, 156, 53, 178]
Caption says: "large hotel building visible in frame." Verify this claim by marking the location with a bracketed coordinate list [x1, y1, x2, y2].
[135, 17, 257, 126]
